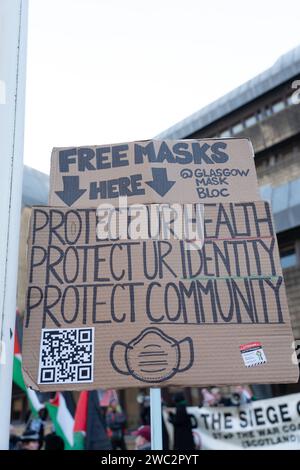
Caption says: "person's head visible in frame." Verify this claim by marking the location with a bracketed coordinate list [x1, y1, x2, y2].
[211, 387, 222, 403]
[9, 434, 20, 450]
[173, 392, 186, 406]
[201, 388, 215, 406]
[231, 393, 241, 405]
[20, 430, 40, 450]
[109, 398, 118, 411]
[143, 396, 150, 408]
[44, 433, 65, 450]
[132, 425, 151, 450]
[38, 407, 48, 421]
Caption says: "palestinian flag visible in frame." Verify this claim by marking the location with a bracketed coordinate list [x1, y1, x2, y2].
[73, 391, 88, 449]
[46, 392, 76, 450]
[13, 311, 44, 415]
[74, 391, 112, 450]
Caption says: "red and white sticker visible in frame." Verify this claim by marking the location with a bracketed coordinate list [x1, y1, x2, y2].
[240, 342, 267, 367]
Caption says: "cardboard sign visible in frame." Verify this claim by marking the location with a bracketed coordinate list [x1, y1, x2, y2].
[22, 201, 299, 391]
[49, 139, 259, 207]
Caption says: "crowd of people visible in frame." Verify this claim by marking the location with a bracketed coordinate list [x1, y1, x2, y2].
[9, 408, 65, 450]
[201, 385, 254, 407]
[9, 385, 255, 451]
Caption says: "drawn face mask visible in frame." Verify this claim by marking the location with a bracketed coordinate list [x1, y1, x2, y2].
[110, 327, 194, 383]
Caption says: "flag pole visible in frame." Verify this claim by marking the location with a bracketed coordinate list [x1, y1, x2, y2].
[0, 0, 28, 450]
[150, 387, 163, 450]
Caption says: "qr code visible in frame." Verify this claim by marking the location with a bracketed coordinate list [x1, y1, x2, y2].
[38, 328, 94, 384]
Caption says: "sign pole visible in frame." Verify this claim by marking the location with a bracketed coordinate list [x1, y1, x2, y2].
[0, 0, 28, 450]
[150, 387, 163, 450]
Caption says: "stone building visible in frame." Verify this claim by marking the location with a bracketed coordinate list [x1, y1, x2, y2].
[158, 45, 300, 351]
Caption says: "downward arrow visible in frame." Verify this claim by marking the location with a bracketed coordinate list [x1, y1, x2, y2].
[145, 168, 176, 197]
[55, 176, 86, 206]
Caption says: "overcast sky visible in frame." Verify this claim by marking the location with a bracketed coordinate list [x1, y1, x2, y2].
[24, 0, 300, 174]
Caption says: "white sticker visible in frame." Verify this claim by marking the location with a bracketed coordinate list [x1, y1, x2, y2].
[240, 342, 267, 367]
[38, 327, 94, 384]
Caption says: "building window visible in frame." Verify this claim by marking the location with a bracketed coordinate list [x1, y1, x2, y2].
[287, 95, 295, 106]
[290, 178, 300, 207]
[257, 109, 265, 121]
[265, 107, 273, 117]
[220, 129, 231, 138]
[232, 122, 243, 134]
[245, 115, 257, 128]
[259, 184, 272, 202]
[272, 100, 285, 114]
[280, 246, 297, 269]
[269, 155, 277, 167]
[272, 182, 289, 213]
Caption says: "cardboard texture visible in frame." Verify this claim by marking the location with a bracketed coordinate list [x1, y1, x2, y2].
[22, 201, 299, 391]
[49, 139, 259, 207]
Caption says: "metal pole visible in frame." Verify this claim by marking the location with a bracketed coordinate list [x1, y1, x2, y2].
[0, 0, 28, 449]
[150, 388, 163, 450]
